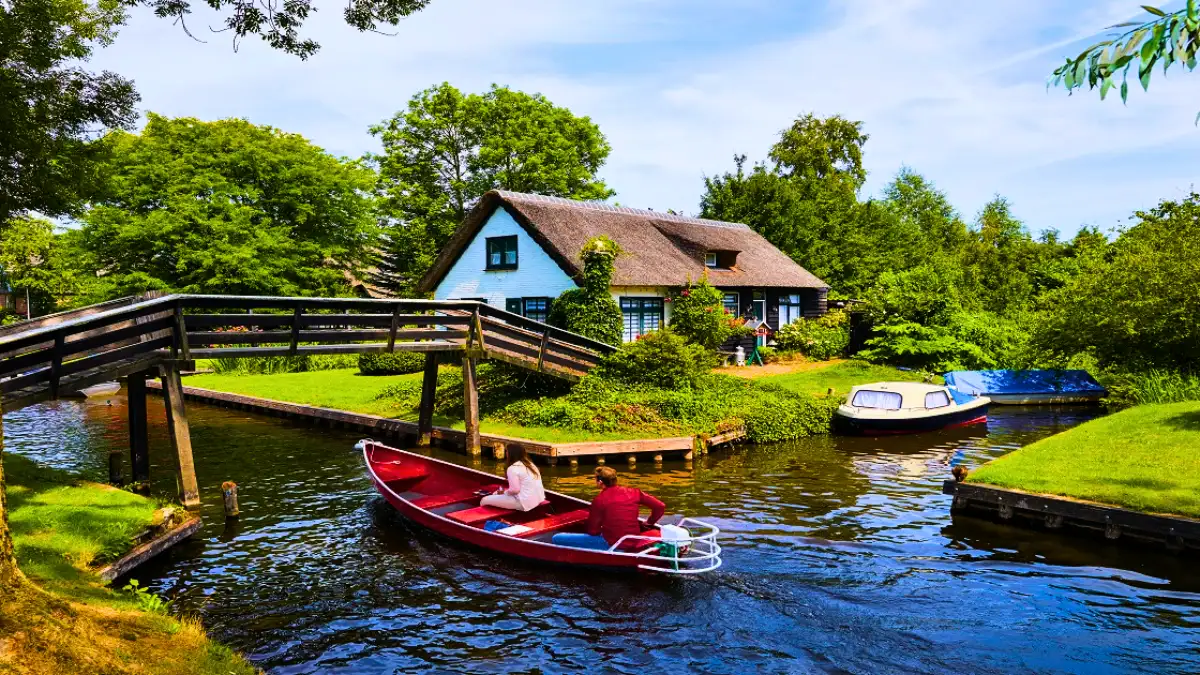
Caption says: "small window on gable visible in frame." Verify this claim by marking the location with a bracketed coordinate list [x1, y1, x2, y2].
[704, 250, 739, 269]
[705, 252, 718, 268]
[486, 236, 518, 270]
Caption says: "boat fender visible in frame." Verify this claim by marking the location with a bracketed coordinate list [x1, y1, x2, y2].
[354, 439, 374, 452]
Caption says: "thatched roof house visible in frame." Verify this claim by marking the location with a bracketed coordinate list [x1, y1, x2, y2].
[419, 190, 829, 341]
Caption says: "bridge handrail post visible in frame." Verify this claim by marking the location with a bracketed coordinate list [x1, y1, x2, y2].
[173, 302, 191, 362]
[289, 305, 303, 356]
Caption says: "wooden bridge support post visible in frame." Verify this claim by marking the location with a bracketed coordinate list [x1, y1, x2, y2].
[417, 353, 438, 446]
[127, 371, 151, 484]
[160, 362, 200, 509]
[463, 355, 481, 456]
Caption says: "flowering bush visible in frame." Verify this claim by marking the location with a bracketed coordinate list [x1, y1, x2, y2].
[666, 275, 752, 350]
[773, 309, 850, 361]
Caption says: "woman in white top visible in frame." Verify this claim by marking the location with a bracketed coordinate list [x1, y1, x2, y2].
[480, 446, 545, 511]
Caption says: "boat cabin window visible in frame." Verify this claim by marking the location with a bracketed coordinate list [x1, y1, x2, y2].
[850, 390, 902, 410]
[924, 391, 951, 409]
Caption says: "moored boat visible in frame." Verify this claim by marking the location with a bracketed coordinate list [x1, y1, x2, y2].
[360, 440, 721, 575]
[65, 381, 122, 399]
[834, 382, 989, 435]
[944, 369, 1106, 405]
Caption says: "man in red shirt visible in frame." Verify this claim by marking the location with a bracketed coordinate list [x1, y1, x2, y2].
[552, 467, 666, 551]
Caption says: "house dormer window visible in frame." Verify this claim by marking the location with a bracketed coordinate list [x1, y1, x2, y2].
[705, 250, 738, 269]
[486, 235, 518, 270]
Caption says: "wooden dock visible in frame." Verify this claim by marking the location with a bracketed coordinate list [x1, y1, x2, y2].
[944, 479, 1200, 552]
[96, 513, 202, 583]
[147, 382, 745, 464]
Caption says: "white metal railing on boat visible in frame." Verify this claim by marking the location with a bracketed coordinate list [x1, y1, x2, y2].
[609, 517, 723, 575]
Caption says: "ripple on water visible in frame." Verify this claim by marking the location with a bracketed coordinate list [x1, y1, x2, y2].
[5, 397, 1200, 674]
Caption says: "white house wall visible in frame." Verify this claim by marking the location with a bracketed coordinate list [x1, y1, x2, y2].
[434, 208, 578, 307]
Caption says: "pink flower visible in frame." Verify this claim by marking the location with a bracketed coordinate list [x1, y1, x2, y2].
[681, 290, 690, 297]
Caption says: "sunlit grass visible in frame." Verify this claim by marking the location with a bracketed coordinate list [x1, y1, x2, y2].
[753, 359, 940, 397]
[968, 401, 1200, 518]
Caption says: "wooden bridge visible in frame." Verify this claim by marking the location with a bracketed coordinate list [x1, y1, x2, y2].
[0, 294, 615, 508]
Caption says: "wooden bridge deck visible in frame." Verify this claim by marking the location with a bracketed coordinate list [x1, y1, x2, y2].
[0, 294, 617, 509]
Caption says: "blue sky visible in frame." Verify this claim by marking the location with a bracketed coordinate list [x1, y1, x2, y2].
[92, 0, 1200, 236]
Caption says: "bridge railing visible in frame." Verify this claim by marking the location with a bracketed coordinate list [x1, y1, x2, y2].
[0, 294, 616, 411]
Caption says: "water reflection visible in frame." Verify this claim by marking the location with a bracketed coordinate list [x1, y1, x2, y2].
[5, 395, 1200, 674]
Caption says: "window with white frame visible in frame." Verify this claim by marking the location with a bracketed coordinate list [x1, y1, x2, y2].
[779, 293, 804, 326]
[721, 292, 739, 316]
[620, 297, 663, 341]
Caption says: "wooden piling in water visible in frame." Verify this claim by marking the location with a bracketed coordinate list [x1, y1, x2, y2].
[222, 481, 240, 518]
[462, 355, 481, 456]
[159, 361, 200, 509]
[127, 371, 150, 484]
[417, 353, 438, 446]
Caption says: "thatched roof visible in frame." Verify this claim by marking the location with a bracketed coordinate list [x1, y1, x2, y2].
[418, 191, 828, 292]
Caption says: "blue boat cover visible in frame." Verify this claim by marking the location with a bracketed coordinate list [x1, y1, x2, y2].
[943, 370, 1106, 396]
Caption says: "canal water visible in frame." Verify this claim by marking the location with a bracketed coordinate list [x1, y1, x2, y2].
[5, 395, 1200, 674]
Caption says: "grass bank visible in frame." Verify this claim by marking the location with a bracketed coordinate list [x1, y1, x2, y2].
[187, 359, 926, 444]
[0, 453, 255, 675]
[968, 401, 1200, 519]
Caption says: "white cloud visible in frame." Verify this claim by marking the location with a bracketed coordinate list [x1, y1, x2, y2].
[93, 0, 1200, 234]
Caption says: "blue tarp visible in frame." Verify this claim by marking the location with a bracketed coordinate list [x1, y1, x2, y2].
[943, 370, 1106, 396]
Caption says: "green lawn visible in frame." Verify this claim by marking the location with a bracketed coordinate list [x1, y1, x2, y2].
[968, 401, 1200, 518]
[756, 360, 940, 396]
[187, 369, 663, 443]
[3, 453, 256, 674]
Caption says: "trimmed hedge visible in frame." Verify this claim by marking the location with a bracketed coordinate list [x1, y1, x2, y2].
[358, 351, 426, 376]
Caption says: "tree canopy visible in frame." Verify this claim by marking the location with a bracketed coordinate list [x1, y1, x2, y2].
[74, 114, 379, 298]
[1050, 3, 1200, 115]
[371, 82, 614, 295]
[0, 0, 139, 226]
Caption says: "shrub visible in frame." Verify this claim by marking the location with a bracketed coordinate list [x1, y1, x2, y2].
[666, 275, 751, 350]
[773, 309, 850, 360]
[755, 346, 778, 363]
[211, 354, 357, 375]
[592, 328, 718, 390]
[548, 236, 624, 345]
[1102, 370, 1200, 408]
[357, 351, 426, 375]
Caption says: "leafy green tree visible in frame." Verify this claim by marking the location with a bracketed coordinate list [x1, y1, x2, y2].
[0, 217, 89, 316]
[665, 275, 748, 350]
[371, 82, 614, 295]
[1050, 3, 1200, 113]
[0, 0, 138, 226]
[75, 114, 379, 298]
[1034, 192, 1200, 371]
[882, 168, 968, 253]
[548, 237, 623, 345]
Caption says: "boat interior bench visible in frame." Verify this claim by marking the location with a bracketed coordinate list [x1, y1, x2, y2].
[410, 487, 500, 510]
[446, 500, 552, 526]
[509, 509, 590, 539]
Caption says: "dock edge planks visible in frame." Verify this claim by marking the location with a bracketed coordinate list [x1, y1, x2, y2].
[944, 480, 1200, 552]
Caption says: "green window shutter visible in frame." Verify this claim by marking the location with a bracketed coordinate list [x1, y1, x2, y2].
[505, 298, 522, 314]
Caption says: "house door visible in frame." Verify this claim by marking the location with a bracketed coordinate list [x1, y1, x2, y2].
[752, 291, 766, 347]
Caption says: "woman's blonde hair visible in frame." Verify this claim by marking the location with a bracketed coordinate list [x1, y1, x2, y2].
[507, 445, 539, 478]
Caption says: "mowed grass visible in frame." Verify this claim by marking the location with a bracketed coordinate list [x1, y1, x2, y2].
[968, 401, 1200, 519]
[2, 454, 257, 674]
[187, 369, 652, 443]
[753, 359, 940, 397]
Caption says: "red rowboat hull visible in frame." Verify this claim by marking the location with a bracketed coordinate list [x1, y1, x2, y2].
[363, 441, 654, 571]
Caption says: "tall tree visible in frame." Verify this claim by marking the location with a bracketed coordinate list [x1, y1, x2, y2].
[0, 217, 86, 316]
[699, 115, 925, 296]
[371, 82, 614, 295]
[75, 114, 379, 298]
[881, 168, 968, 253]
[0, 0, 138, 226]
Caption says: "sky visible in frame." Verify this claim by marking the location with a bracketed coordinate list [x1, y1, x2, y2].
[91, 0, 1200, 237]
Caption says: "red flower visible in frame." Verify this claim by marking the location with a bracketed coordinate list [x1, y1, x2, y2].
[681, 289, 690, 297]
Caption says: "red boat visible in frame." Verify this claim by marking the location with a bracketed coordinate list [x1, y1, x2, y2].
[360, 440, 722, 575]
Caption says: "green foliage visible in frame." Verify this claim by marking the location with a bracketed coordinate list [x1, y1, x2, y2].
[1049, 4, 1200, 115]
[494, 372, 840, 443]
[357, 351, 426, 376]
[211, 354, 358, 375]
[134, 0, 430, 59]
[1102, 370, 1200, 408]
[371, 83, 614, 295]
[75, 114, 379, 299]
[547, 236, 623, 345]
[755, 346, 778, 363]
[592, 329, 718, 390]
[0, 216, 90, 314]
[0, 0, 138, 225]
[665, 275, 749, 350]
[1033, 193, 1200, 371]
[773, 309, 849, 360]
[123, 579, 171, 614]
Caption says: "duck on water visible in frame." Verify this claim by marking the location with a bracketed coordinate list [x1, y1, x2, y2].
[834, 381, 990, 435]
